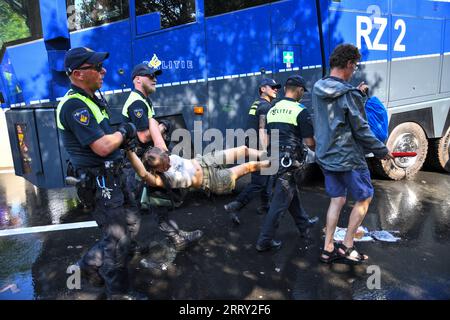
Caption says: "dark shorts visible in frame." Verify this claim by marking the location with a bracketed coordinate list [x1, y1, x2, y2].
[322, 168, 374, 201]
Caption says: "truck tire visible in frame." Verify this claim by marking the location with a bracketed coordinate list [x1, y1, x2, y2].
[425, 127, 450, 173]
[371, 122, 428, 180]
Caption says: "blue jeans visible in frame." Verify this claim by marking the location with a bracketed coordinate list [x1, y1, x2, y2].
[257, 171, 309, 246]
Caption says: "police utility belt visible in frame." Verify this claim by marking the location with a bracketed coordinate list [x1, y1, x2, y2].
[278, 145, 308, 172]
[65, 160, 125, 189]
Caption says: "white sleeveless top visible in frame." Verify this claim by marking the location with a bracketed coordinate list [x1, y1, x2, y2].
[162, 155, 197, 188]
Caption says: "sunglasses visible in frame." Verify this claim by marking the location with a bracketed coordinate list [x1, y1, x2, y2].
[76, 63, 104, 72]
[144, 73, 157, 80]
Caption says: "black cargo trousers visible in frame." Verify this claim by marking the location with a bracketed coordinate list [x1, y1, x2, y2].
[77, 163, 141, 297]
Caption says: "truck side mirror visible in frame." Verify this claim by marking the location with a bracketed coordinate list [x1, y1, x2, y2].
[0, 92, 4, 104]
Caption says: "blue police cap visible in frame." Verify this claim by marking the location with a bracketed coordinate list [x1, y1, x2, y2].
[131, 63, 163, 80]
[285, 75, 308, 91]
[259, 78, 281, 89]
[64, 47, 109, 74]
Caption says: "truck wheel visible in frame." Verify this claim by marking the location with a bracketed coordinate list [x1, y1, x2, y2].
[425, 127, 450, 172]
[371, 122, 428, 180]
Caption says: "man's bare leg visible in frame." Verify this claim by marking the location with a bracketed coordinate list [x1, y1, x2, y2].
[229, 160, 270, 181]
[219, 146, 264, 164]
[321, 197, 346, 260]
[340, 198, 371, 259]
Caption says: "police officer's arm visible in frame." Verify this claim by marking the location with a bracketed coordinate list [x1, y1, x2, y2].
[90, 133, 124, 157]
[258, 115, 268, 151]
[257, 102, 271, 151]
[126, 150, 165, 187]
[61, 101, 124, 157]
[303, 137, 316, 151]
[150, 118, 168, 151]
[298, 108, 316, 151]
[127, 102, 153, 144]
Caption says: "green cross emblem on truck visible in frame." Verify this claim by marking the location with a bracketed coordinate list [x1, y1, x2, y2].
[283, 51, 294, 64]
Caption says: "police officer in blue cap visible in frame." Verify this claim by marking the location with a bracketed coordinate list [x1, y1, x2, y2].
[255, 75, 318, 252]
[223, 78, 281, 224]
[122, 62, 167, 152]
[57, 47, 143, 299]
[122, 62, 203, 251]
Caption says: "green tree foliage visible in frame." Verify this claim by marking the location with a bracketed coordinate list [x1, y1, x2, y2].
[0, 1, 31, 48]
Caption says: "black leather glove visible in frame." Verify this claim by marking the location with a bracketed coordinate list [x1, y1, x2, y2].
[122, 137, 138, 152]
[117, 122, 137, 141]
[158, 119, 172, 135]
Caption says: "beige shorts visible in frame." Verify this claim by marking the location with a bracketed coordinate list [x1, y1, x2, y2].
[195, 151, 235, 195]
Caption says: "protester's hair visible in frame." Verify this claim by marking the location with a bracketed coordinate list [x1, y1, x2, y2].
[142, 147, 169, 171]
[329, 44, 361, 69]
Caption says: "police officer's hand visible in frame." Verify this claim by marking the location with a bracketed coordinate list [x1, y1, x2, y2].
[122, 137, 138, 152]
[117, 122, 137, 140]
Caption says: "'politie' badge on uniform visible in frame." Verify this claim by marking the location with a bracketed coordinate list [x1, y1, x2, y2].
[73, 108, 90, 126]
[134, 108, 144, 119]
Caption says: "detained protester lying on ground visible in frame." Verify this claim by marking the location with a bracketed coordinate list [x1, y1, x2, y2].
[127, 146, 270, 195]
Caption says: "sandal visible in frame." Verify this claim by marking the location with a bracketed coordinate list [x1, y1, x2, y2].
[319, 247, 342, 264]
[336, 243, 368, 265]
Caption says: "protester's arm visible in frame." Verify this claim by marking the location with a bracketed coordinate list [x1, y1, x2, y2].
[126, 151, 165, 187]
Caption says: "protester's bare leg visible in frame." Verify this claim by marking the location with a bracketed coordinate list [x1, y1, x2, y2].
[341, 198, 371, 258]
[322, 197, 346, 258]
[229, 160, 270, 181]
[220, 146, 264, 164]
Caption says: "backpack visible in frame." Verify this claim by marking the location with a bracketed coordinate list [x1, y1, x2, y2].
[365, 96, 389, 143]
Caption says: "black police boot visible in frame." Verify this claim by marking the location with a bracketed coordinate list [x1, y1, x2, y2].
[255, 239, 282, 252]
[298, 228, 312, 239]
[229, 211, 241, 225]
[170, 229, 204, 251]
[298, 216, 319, 239]
[109, 291, 148, 300]
[256, 205, 269, 215]
[307, 216, 319, 226]
[224, 200, 244, 213]
[76, 259, 105, 287]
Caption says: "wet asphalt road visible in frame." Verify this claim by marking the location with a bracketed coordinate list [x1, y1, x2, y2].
[0, 168, 449, 300]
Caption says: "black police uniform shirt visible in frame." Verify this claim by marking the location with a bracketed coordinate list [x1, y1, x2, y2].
[123, 89, 156, 152]
[59, 85, 122, 169]
[266, 97, 314, 149]
[123, 89, 154, 131]
[246, 97, 272, 131]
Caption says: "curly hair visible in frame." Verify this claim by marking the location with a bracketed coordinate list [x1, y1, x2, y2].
[142, 147, 170, 172]
[329, 44, 361, 69]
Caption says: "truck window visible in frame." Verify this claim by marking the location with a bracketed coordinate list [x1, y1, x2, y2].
[0, 0, 42, 48]
[66, 0, 129, 31]
[136, 0, 196, 30]
[205, 0, 281, 17]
